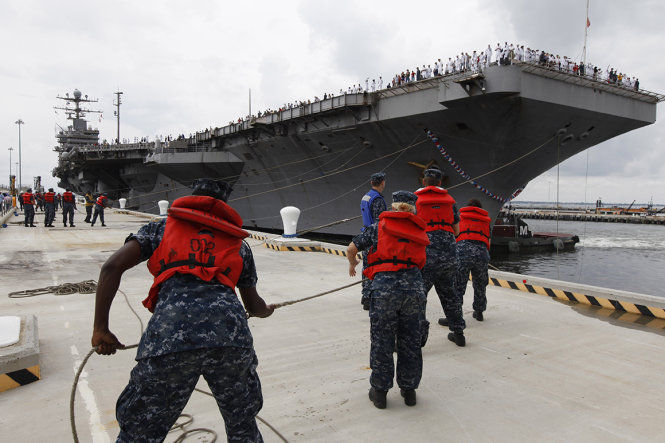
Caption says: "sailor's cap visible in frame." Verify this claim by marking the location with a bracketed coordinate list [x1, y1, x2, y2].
[392, 190, 417, 206]
[423, 168, 443, 181]
[192, 178, 232, 202]
[370, 172, 386, 183]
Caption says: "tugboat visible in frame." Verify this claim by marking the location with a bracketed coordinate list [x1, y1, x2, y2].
[491, 208, 579, 254]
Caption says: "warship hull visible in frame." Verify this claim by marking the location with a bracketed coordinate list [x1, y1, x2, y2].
[54, 63, 661, 236]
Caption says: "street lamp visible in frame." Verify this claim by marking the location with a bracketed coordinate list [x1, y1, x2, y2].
[8, 147, 13, 177]
[15, 119, 24, 192]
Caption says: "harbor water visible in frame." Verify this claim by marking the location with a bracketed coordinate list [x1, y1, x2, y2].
[491, 218, 665, 297]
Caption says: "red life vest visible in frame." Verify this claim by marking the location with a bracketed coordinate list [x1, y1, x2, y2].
[457, 206, 492, 249]
[22, 192, 33, 204]
[44, 192, 55, 203]
[144, 195, 249, 312]
[414, 186, 456, 233]
[63, 191, 75, 203]
[363, 211, 430, 280]
[96, 195, 107, 206]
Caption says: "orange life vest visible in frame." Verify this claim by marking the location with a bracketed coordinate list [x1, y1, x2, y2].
[457, 206, 491, 249]
[144, 195, 249, 312]
[63, 191, 75, 203]
[363, 211, 430, 280]
[96, 195, 107, 206]
[414, 186, 456, 233]
[44, 192, 55, 203]
[22, 192, 33, 204]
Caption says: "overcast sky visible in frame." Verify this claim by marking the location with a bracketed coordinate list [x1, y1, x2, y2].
[1, 0, 663, 204]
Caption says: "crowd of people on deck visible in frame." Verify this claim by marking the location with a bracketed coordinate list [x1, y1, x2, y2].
[218, 41, 642, 132]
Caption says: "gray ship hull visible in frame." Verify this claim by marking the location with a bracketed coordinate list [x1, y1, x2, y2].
[54, 63, 661, 236]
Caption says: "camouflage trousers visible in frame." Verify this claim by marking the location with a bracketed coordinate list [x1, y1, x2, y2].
[369, 283, 424, 391]
[456, 241, 490, 313]
[62, 203, 75, 225]
[421, 252, 466, 333]
[361, 250, 370, 307]
[44, 203, 55, 226]
[116, 347, 263, 443]
[23, 204, 34, 226]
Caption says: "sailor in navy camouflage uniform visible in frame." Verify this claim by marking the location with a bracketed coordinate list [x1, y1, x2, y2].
[455, 199, 492, 321]
[415, 168, 467, 347]
[359, 172, 388, 310]
[91, 178, 274, 443]
[347, 190, 428, 409]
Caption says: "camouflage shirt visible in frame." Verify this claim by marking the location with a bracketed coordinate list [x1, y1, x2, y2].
[127, 218, 258, 360]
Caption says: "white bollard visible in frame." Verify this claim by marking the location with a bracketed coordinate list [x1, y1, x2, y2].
[158, 200, 170, 216]
[280, 206, 300, 238]
[118, 198, 127, 209]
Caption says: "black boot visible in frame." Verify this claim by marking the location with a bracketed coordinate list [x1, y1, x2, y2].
[448, 331, 466, 347]
[437, 317, 449, 327]
[473, 311, 484, 321]
[368, 387, 387, 409]
[400, 389, 417, 406]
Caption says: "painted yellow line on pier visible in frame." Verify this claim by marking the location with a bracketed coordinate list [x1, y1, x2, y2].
[489, 277, 665, 320]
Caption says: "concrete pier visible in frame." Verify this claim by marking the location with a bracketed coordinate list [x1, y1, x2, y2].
[1, 209, 664, 442]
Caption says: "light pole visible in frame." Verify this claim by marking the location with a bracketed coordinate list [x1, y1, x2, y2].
[8, 147, 13, 177]
[15, 119, 24, 191]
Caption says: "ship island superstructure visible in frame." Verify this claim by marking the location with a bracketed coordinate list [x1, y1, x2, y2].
[52, 61, 664, 236]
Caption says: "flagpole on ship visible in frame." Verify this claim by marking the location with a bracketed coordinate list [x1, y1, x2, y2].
[583, 0, 590, 67]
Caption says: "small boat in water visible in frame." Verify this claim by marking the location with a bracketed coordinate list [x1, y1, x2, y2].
[491, 209, 579, 254]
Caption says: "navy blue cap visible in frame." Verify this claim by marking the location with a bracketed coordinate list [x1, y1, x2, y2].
[423, 168, 443, 180]
[370, 172, 386, 183]
[392, 190, 417, 206]
[192, 178, 232, 202]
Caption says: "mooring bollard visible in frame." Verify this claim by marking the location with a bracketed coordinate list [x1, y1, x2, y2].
[158, 200, 169, 216]
[118, 198, 127, 209]
[280, 206, 300, 238]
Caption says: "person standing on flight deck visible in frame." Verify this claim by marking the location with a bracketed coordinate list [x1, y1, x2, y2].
[414, 168, 466, 347]
[455, 199, 492, 321]
[62, 188, 76, 227]
[91, 178, 275, 442]
[359, 172, 388, 310]
[347, 191, 429, 409]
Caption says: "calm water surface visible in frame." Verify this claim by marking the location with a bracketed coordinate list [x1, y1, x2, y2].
[490, 219, 665, 297]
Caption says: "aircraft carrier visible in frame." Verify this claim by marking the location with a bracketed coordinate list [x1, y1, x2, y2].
[52, 61, 664, 236]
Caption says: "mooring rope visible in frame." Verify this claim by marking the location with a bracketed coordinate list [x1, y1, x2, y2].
[8, 280, 97, 298]
[271, 280, 363, 309]
[296, 215, 362, 236]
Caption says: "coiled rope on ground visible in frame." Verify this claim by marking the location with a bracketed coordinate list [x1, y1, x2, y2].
[8, 280, 97, 298]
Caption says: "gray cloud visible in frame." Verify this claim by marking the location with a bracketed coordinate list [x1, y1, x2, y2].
[1, 0, 663, 203]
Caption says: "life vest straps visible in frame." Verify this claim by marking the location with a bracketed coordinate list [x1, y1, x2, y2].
[367, 255, 420, 269]
[157, 253, 232, 275]
[427, 220, 454, 228]
[459, 228, 490, 239]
